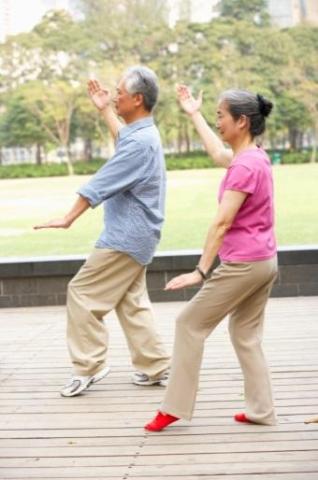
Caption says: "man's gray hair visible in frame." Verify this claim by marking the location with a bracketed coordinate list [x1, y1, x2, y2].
[123, 66, 159, 112]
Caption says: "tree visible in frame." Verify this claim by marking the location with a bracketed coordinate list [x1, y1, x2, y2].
[0, 94, 49, 164]
[18, 80, 82, 174]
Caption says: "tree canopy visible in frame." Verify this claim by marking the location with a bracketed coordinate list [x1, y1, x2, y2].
[0, 0, 317, 164]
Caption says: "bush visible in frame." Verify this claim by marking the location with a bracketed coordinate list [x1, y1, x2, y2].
[280, 151, 311, 164]
[73, 159, 105, 175]
[0, 163, 68, 179]
[166, 152, 214, 170]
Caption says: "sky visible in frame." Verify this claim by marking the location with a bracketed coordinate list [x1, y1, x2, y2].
[0, 0, 216, 42]
[0, 0, 70, 41]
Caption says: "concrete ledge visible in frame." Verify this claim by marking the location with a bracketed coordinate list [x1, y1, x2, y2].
[0, 246, 318, 308]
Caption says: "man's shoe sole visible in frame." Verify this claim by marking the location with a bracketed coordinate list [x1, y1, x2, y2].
[132, 378, 165, 386]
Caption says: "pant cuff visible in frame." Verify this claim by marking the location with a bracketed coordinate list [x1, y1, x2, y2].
[160, 402, 192, 421]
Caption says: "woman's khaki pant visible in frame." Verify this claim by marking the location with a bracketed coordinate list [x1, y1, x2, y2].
[161, 257, 278, 425]
[66, 248, 170, 378]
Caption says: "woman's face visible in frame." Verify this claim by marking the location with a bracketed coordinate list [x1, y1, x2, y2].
[216, 100, 242, 145]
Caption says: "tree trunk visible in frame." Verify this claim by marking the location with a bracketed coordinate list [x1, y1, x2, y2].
[65, 145, 74, 175]
[288, 127, 298, 150]
[310, 141, 317, 163]
[84, 138, 93, 162]
[177, 116, 183, 154]
[36, 143, 42, 165]
[184, 123, 191, 153]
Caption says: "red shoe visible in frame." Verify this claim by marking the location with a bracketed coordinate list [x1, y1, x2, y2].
[144, 411, 179, 432]
[234, 412, 253, 424]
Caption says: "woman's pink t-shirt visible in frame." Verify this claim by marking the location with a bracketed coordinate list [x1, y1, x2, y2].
[218, 147, 276, 262]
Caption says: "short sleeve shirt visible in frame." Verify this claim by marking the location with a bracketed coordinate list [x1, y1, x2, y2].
[218, 147, 276, 262]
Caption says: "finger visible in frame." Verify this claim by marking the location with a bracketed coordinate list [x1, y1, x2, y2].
[93, 80, 101, 91]
[33, 225, 47, 230]
[165, 282, 183, 291]
[87, 82, 97, 95]
[88, 80, 99, 94]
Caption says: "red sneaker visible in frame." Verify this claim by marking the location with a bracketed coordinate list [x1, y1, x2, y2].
[144, 411, 179, 432]
[234, 412, 253, 424]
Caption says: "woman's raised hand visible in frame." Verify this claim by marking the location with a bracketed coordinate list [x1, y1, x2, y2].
[87, 79, 112, 111]
[176, 84, 203, 116]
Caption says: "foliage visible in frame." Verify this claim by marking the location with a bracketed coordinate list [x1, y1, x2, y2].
[0, 0, 317, 166]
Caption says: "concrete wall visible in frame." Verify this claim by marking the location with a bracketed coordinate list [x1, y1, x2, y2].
[0, 247, 317, 308]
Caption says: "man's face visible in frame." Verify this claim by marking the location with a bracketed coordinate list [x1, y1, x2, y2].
[114, 78, 138, 120]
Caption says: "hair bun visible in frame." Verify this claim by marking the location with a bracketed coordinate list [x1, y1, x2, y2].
[256, 94, 273, 118]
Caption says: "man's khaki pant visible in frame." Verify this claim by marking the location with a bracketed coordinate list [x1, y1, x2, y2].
[161, 257, 278, 425]
[66, 248, 170, 378]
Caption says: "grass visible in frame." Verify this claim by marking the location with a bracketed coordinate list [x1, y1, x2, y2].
[0, 164, 317, 258]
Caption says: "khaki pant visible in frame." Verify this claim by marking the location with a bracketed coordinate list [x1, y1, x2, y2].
[66, 248, 170, 377]
[161, 257, 278, 425]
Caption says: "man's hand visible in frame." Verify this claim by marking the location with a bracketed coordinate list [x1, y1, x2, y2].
[87, 79, 112, 111]
[165, 270, 202, 291]
[176, 84, 203, 116]
[33, 217, 72, 230]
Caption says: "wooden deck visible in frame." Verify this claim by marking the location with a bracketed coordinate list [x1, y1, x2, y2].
[0, 297, 318, 480]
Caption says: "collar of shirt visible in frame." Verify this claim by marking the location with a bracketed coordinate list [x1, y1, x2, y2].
[118, 116, 154, 141]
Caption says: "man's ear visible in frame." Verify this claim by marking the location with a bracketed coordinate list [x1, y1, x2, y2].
[134, 92, 144, 108]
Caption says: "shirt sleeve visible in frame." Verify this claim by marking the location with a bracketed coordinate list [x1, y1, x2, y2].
[224, 164, 258, 195]
[77, 138, 146, 208]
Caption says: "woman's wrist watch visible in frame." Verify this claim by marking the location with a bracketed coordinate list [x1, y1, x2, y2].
[195, 265, 208, 280]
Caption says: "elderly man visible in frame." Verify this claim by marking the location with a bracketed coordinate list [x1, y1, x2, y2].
[35, 66, 170, 396]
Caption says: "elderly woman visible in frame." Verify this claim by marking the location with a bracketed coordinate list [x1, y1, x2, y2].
[145, 85, 278, 431]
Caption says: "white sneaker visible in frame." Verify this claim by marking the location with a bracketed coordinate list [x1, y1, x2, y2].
[60, 366, 110, 397]
[131, 369, 169, 387]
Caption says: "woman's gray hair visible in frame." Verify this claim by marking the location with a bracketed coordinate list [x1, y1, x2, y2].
[219, 89, 273, 137]
[123, 66, 159, 112]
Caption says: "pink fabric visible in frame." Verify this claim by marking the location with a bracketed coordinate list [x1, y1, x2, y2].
[218, 147, 276, 262]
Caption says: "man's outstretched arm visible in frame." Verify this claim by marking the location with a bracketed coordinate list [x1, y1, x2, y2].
[33, 195, 91, 230]
[87, 79, 123, 140]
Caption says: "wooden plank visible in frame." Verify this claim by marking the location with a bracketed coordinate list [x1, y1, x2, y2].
[128, 462, 318, 476]
[1, 451, 318, 468]
[0, 466, 127, 478]
[2, 430, 318, 448]
[1, 422, 317, 439]
[1, 440, 318, 458]
[3, 475, 318, 480]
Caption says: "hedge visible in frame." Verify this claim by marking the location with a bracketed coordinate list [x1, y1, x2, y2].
[0, 150, 313, 178]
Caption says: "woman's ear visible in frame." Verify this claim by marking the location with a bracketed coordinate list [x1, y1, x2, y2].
[238, 114, 250, 131]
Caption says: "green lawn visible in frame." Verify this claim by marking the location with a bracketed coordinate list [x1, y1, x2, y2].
[0, 164, 317, 257]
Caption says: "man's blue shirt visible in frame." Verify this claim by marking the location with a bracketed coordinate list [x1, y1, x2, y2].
[78, 116, 166, 265]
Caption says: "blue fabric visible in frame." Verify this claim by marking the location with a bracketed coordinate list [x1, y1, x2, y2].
[78, 117, 166, 265]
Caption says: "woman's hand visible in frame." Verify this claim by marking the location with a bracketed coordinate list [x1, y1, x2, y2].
[176, 84, 203, 116]
[165, 270, 203, 291]
[33, 217, 72, 230]
[87, 79, 112, 111]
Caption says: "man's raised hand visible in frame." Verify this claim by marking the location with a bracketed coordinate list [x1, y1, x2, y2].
[87, 79, 112, 111]
[176, 84, 203, 116]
